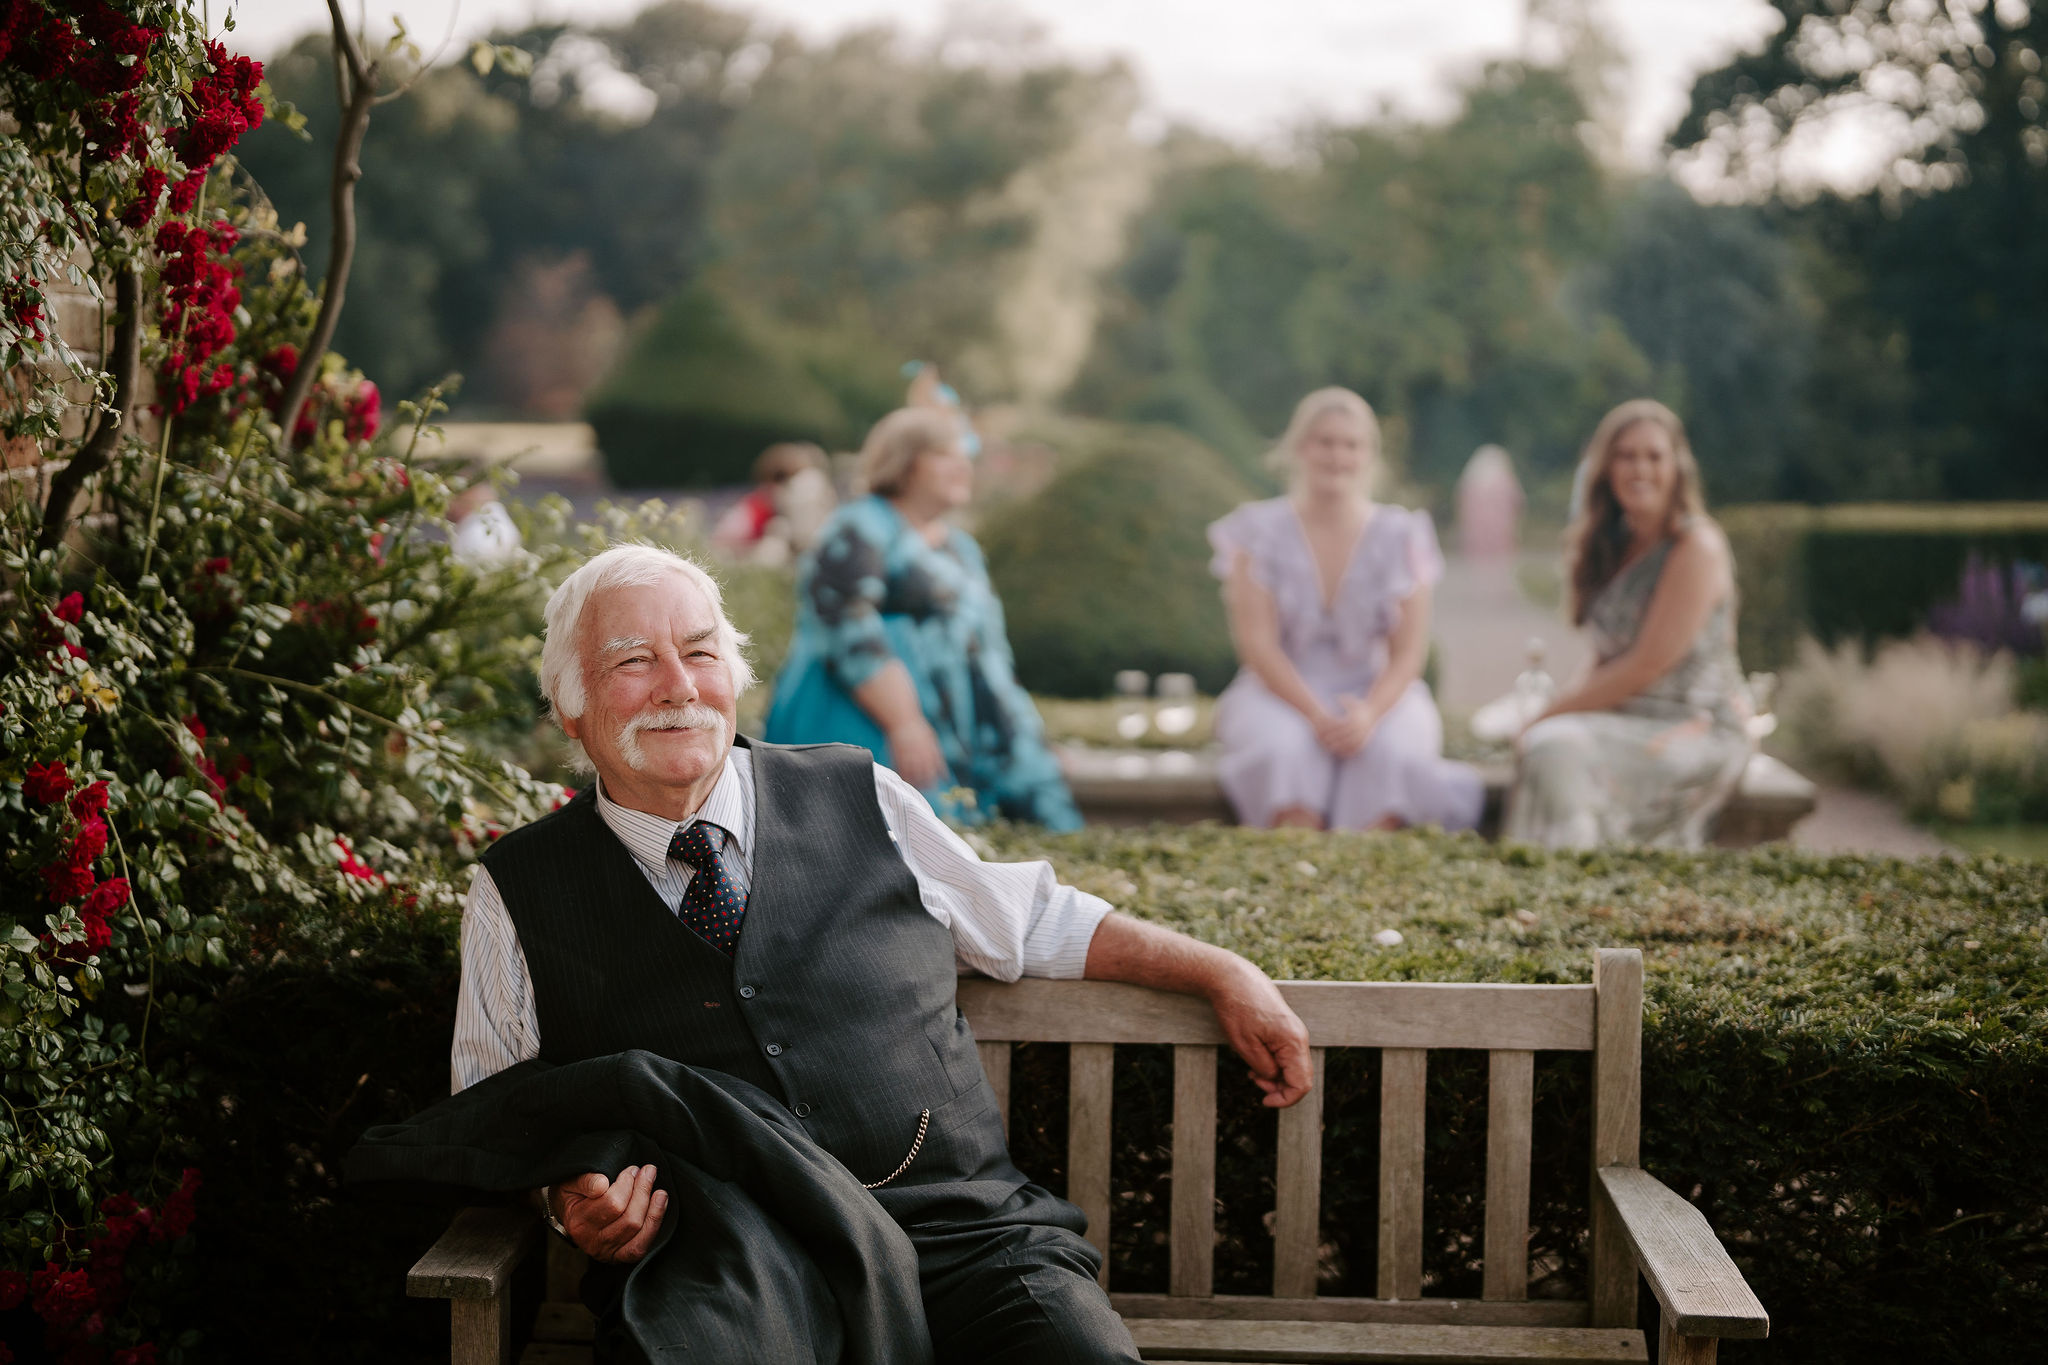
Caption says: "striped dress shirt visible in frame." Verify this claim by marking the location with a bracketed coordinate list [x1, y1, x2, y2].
[451, 746, 1112, 1092]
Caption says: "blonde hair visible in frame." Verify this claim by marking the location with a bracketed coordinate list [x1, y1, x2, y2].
[1564, 399, 1708, 625]
[860, 408, 960, 498]
[1266, 387, 1382, 492]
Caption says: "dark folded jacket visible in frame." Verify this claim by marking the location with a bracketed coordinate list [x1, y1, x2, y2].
[345, 1049, 933, 1365]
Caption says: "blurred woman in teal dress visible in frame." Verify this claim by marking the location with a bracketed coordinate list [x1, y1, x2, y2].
[765, 407, 1082, 829]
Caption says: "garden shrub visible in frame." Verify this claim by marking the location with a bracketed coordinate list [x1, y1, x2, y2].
[977, 825, 2048, 1364]
[980, 419, 1251, 697]
[1723, 503, 2048, 668]
[584, 284, 901, 489]
[1776, 635, 2048, 825]
[137, 829, 2045, 1364]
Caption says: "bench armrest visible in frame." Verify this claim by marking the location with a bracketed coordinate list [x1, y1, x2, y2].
[1597, 1166, 1768, 1340]
[407, 1206, 538, 1300]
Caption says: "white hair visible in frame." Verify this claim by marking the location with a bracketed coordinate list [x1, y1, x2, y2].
[539, 544, 756, 732]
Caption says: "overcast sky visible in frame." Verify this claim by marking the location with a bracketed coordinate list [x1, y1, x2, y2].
[228, 0, 1786, 168]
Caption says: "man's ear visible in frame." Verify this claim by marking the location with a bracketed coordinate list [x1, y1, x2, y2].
[560, 711, 582, 742]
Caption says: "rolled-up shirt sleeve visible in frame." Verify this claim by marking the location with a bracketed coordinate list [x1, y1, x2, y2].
[450, 864, 540, 1093]
[871, 764, 1111, 980]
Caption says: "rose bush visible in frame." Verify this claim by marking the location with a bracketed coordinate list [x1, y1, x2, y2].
[0, 6, 573, 1360]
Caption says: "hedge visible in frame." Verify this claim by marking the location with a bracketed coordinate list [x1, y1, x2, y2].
[981, 825, 2048, 1363]
[584, 285, 901, 488]
[981, 419, 1251, 697]
[1722, 503, 2048, 668]
[171, 831, 2043, 1363]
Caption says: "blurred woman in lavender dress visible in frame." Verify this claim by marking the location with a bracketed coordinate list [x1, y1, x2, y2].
[1207, 388, 1484, 832]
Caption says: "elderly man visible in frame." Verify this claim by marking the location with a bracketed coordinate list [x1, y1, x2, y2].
[451, 544, 1312, 1364]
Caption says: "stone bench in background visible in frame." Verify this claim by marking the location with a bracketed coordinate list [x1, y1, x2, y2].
[1058, 745, 1817, 847]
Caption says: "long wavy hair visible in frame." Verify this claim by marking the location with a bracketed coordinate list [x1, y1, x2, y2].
[1565, 399, 1706, 625]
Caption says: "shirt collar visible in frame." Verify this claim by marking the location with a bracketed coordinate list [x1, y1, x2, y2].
[592, 746, 753, 872]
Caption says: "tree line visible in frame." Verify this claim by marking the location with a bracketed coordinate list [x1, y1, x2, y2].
[236, 0, 2048, 503]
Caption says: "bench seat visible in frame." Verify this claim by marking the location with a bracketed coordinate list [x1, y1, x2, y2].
[1059, 745, 1817, 846]
[410, 952, 1765, 1365]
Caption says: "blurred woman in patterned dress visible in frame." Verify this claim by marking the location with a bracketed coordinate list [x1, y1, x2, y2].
[1504, 400, 1752, 848]
[1208, 387, 1484, 832]
[765, 407, 1081, 829]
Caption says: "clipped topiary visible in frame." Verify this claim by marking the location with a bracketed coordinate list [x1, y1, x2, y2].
[586, 284, 900, 487]
[980, 419, 1252, 697]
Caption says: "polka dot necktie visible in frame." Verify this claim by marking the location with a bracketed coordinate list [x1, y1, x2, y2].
[668, 819, 745, 956]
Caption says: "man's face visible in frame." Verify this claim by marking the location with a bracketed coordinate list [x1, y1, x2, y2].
[562, 573, 739, 799]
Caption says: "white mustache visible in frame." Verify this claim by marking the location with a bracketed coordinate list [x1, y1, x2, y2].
[616, 704, 726, 770]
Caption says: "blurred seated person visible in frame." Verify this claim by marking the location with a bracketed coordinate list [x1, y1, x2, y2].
[448, 480, 524, 570]
[1504, 400, 1751, 848]
[1208, 387, 1483, 832]
[765, 408, 1081, 830]
[712, 442, 835, 566]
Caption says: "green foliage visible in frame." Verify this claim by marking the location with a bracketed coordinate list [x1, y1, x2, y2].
[238, 5, 758, 405]
[1068, 65, 1648, 491]
[1674, 0, 2048, 501]
[980, 823, 2048, 1362]
[584, 284, 899, 487]
[0, 14, 602, 1356]
[980, 419, 1249, 697]
[1723, 503, 2048, 668]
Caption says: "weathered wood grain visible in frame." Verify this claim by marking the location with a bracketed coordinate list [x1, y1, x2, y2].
[1484, 1049, 1535, 1302]
[1377, 1048, 1427, 1301]
[407, 1206, 534, 1300]
[1124, 1316, 1648, 1361]
[544, 1238, 588, 1309]
[957, 978, 1595, 1051]
[1589, 949, 1643, 1329]
[1600, 1167, 1768, 1339]
[1172, 1043, 1219, 1297]
[1272, 1047, 1329, 1298]
[1661, 1315, 1720, 1364]
[1070, 1041, 1116, 1285]
[978, 1039, 1012, 1136]
[532, 1302, 596, 1344]
[1109, 1294, 1590, 1327]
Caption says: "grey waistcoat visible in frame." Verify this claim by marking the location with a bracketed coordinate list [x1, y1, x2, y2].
[480, 738, 1020, 1196]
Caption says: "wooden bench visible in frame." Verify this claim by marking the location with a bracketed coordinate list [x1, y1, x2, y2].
[1060, 744, 1818, 847]
[408, 949, 1766, 1363]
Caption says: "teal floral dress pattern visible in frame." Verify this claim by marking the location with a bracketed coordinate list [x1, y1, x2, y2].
[764, 496, 1081, 829]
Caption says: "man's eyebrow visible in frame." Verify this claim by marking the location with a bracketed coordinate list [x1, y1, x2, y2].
[599, 635, 650, 656]
[681, 626, 717, 645]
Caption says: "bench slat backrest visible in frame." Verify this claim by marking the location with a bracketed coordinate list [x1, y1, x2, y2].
[957, 950, 1641, 1322]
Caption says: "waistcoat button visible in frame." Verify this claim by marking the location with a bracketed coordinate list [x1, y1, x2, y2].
[738, 985, 757, 999]
[764, 1043, 783, 1057]
[793, 1102, 812, 1118]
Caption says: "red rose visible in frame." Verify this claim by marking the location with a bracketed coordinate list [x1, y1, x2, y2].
[24, 760, 72, 804]
[182, 714, 207, 742]
[83, 878, 129, 917]
[44, 860, 96, 905]
[30, 1263, 95, 1328]
[113, 1345, 158, 1365]
[72, 815, 109, 865]
[0, 1267, 26, 1309]
[151, 1169, 201, 1242]
[52, 591, 84, 624]
[122, 166, 168, 228]
[70, 780, 110, 818]
[343, 379, 381, 442]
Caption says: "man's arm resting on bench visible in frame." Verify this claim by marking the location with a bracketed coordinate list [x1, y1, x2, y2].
[1081, 911, 1314, 1108]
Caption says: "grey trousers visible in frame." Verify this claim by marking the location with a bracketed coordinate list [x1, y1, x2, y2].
[589, 1182, 1141, 1364]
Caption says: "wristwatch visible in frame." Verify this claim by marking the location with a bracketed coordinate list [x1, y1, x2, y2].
[540, 1184, 570, 1239]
